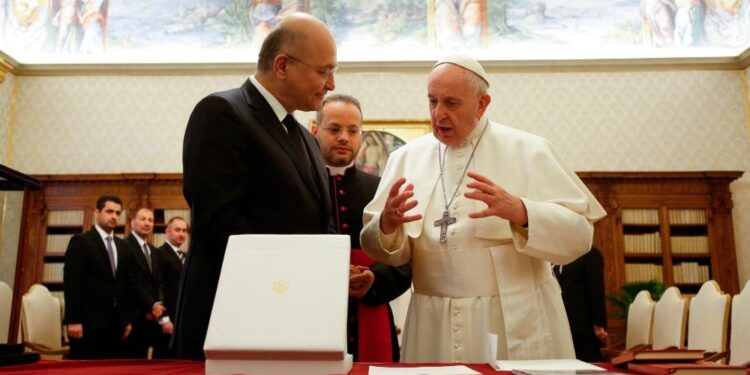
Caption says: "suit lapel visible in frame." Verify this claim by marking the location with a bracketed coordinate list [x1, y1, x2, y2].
[241, 79, 325, 203]
[88, 229, 115, 279]
[300, 127, 329, 207]
[128, 234, 150, 274]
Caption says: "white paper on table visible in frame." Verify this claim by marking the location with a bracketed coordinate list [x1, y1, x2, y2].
[487, 333, 499, 371]
[495, 359, 606, 372]
[368, 365, 481, 375]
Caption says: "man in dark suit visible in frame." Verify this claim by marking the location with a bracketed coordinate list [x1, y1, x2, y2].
[553, 246, 609, 361]
[176, 13, 337, 359]
[312, 94, 411, 362]
[154, 216, 189, 358]
[123, 208, 168, 358]
[63, 194, 133, 359]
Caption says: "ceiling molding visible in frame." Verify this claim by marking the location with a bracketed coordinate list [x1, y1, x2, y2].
[3, 48, 749, 76]
[0, 57, 13, 83]
[737, 47, 750, 70]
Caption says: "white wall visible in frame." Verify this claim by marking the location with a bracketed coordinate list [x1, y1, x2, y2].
[2, 66, 750, 286]
[732, 67, 750, 288]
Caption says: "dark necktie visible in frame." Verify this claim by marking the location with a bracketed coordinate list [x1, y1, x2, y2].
[283, 115, 313, 174]
[105, 236, 116, 276]
[142, 242, 152, 272]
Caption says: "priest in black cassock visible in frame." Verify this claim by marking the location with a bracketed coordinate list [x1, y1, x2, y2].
[312, 94, 412, 362]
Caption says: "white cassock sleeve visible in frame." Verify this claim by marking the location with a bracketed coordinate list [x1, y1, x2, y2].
[507, 138, 606, 265]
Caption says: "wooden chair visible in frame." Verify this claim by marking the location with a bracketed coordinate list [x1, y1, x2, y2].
[626, 290, 656, 351]
[652, 287, 688, 350]
[729, 280, 750, 366]
[20, 284, 69, 359]
[687, 281, 730, 363]
[0, 281, 11, 343]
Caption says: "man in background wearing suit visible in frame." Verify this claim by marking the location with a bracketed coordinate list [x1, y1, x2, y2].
[176, 13, 337, 359]
[553, 246, 609, 361]
[123, 208, 169, 358]
[64, 194, 132, 359]
[312, 94, 411, 362]
[154, 216, 189, 358]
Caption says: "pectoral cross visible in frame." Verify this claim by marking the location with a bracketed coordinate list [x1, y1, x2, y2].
[434, 210, 457, 243]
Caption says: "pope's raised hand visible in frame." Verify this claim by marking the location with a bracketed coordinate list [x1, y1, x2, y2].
[464, 171, 528, 226]
[379, 177, 422, 234]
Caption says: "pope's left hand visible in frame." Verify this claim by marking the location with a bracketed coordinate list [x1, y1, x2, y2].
[464, 171, 528, 226]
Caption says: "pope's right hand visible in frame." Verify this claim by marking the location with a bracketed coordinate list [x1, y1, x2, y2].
[379, 177, 422, 234]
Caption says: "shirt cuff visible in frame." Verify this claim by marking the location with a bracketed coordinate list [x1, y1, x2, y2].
[379, 227, 404, 251]
[158, 316, 171, 325]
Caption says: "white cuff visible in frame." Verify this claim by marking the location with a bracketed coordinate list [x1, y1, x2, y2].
[158, 316, 171, 325]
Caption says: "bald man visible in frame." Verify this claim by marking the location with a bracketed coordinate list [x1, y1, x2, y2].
[177, 13, 337, 359]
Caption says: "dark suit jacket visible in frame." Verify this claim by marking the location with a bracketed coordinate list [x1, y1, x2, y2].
[176, 79, 332, 359]
[554, 247, 607, 336]
[124, 234, 162, 320]
[155, 242, 183, 320]
[63, 228, 132, 330]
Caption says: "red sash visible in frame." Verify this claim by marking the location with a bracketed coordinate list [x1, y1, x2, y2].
[350, 249, 394, 362]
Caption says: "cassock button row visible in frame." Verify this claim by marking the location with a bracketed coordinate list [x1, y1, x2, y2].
[342, 223, 350, 229]
[452, 326, 459, 332]
[339, 206, 348, 212]
[457, 152, 465, 158]
[450, 246, 457, 251]
[453, 344, 462, 350]
[338, 189, 346, 195]
[453, 309, 460, 316]
[336, 176, 343, 182]
[456, 165, 463, 171]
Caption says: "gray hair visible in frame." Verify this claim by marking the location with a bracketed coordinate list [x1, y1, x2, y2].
[466, 70, 489, 97]
[257, 25, 304, 73]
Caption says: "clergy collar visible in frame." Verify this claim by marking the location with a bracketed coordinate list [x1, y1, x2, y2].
[325, 162, 355, 176]
[458, 116, 489, 147]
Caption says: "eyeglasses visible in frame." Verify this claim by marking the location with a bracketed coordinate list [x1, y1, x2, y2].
[285, 54, 338, 80]
[320, 126, 362, 137]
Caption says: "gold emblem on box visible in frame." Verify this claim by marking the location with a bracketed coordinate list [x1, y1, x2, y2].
[272, 279, 290, 295]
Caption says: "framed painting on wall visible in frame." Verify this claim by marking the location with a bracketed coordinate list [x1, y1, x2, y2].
[357, 120, 431, 176]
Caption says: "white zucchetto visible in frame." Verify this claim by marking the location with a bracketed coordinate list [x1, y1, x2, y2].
[433, 54, 490, 87]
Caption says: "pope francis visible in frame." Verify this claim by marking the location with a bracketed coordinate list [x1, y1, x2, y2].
[360, 55, 607, 363]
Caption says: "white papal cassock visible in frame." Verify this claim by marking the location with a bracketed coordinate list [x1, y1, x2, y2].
[360, 118, 607, 363]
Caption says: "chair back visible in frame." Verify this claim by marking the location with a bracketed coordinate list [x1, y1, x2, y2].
[652, 286, 688, 349]
[21, 284, 65, 359]
[625, 290, 655, 350]
[687, 281, 730, 356]
[729, 280, 750, 366]
[0, 281, 11, 343]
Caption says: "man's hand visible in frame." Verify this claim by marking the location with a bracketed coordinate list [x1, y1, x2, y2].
[349, 265, 375, 299]
[594, 325, 608, 342]
[122, 324, 132, 339]
[380, 177, 422, 234]
[464, 171, 528, 226]
[161, 321, 174, 335]
[152, 302, 166, 319]
[67, 324, 83, 339]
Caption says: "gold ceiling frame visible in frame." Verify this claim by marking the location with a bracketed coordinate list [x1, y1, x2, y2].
[0, 57, 13, 84]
